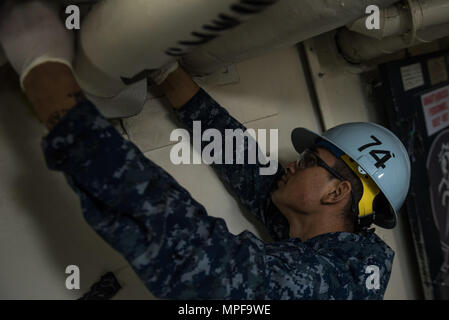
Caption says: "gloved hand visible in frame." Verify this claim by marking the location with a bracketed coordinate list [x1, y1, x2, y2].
[0, 0, 74, 90]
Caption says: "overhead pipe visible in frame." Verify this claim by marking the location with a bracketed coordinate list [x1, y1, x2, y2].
[75, 0, 277, 98]
[75, 0, 398, 97]
[337, 22, 449, 63]
[180, 0, 398, 76]
[347, 0, 449, 40]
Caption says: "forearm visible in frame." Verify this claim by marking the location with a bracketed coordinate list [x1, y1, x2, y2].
[23, 62, 83, 130]
[168, 83, 289, 241]
[160, 66, 200, 110]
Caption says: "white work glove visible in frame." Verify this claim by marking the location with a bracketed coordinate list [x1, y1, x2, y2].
[0, 0, 74, 90]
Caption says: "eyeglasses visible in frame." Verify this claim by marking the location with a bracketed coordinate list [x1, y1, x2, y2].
[297, 148, 357, 214]
[297, 149, 346, 181]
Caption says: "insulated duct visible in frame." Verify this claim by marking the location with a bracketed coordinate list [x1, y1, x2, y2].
[75, 0, 277, 98]
[0, 46, 6, 67]
[180, 0, 399, 75]
[75, 0, 398, 97]
[338, 0, 449, 63]
[348, 0, 449, 39]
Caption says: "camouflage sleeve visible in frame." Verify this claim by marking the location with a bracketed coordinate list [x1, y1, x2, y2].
[41, 100, 271, 299]
[175, 88, 290, 241]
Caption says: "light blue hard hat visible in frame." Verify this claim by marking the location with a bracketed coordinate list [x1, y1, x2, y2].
[291, 122, 411, 229]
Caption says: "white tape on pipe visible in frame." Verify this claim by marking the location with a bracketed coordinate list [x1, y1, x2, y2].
[75, 0, 276, 97]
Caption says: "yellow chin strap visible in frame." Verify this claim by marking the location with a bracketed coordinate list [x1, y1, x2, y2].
[340, 155, 380, 218]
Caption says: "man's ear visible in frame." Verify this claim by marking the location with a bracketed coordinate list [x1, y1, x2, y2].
[321, 180, 352, 205]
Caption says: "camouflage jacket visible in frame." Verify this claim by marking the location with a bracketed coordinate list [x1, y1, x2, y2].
[42, 88, 394, 300]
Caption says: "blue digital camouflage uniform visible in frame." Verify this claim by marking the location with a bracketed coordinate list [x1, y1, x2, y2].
[41, 88, 395, 300]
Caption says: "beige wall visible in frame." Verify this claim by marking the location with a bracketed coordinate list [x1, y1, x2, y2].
[0, 43, 421, 299]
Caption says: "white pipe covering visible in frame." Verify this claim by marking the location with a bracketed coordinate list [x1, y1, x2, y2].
[338, 22, 449, 62]
[75, 0, 277, 97]
[75, 0, 397, 97]
[181, 0, 398, 75]
[347, 3, 410, 39]
[347, 0, 449, 40]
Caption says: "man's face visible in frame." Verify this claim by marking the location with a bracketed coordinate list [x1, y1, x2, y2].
[271, 148, 338, 213]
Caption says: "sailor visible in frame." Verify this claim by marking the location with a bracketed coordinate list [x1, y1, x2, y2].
[0, 1, 410, 299]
